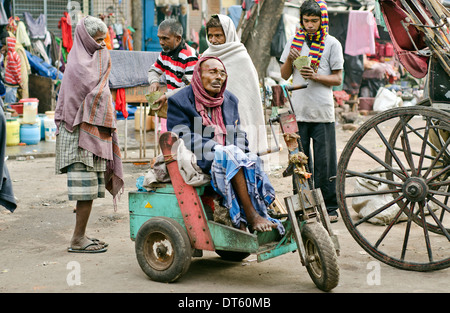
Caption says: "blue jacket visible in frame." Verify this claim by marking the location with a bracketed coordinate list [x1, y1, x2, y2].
[167, 85, 249, 174]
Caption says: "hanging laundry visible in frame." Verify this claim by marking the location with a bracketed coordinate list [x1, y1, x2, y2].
[6, 16, 19, 32]
[16, 21, 31, 47]
[23, 12, 47, 39]
[48, 31, 62, 68]
[6, 16, 31, 47]
[58, 12, 73, 53]
[187, 0, 199, 10]
[345, 11, 377, 56]
[122, 27, 133, 51]
[242, 0, 254, 10]
[104, 30, 113, 50]
[108, 25, 116, 42]
[31, 40, 50, 64]
[115, 88, 128, 118]
[55, 36, 68, 63]
[271, 85, 286, 107]
[0, 2, 8, 25]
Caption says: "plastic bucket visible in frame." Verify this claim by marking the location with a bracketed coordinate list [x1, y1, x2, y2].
[20, 98, 39, 124]
[20, 122, 40, 145]
[44, 116, 57, 142]
[6, 118, 20, 146]
[10, 104, 23, 115]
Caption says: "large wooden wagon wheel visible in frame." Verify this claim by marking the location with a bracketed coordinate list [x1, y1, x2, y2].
[337, 106, 450, 271]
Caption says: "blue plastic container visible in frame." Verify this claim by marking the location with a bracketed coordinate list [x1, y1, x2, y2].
[20, 123, 40, 145]
[38, 114, 46, 140]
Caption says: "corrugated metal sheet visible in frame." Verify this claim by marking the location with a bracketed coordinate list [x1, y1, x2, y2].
[13, 0, 69, 37]
[12, 0, 129, 38]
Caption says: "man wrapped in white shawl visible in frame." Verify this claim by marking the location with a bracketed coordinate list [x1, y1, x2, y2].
[202, 14, 268, 155]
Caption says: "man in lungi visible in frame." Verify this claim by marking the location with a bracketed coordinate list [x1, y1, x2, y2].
[55, 16, 124, 253]
[167, 56, 284, 234]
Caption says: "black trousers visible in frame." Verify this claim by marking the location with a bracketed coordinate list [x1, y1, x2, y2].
[295, 121, 338, 215]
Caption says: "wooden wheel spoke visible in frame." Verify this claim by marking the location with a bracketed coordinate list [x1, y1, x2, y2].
[345, 169, 402, 188]
[424, 200, 450, 241]
[345, 188, 402, 198]
[423, 135, 450, 179]
[426, 165, 450, 184]
[354, 194, 405, 227]
[374, 125, 410, 178]
[418, 202, 434, 262]
[416, 117, 432, 174]
[427, 194, 450, 214]
[399, 117, 417, 175]
[375, 199, 411, 249]
[401, 203, 414, 261]
[356, 143, 407, 181]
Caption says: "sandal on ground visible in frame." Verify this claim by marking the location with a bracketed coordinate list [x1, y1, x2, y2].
[68, 242, 107, 253]
[329, 214, 339, 223]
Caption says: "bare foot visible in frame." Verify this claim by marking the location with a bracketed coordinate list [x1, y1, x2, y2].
[247, 213, 277, 232]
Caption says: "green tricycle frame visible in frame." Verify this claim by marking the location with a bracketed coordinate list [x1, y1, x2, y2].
[128, 85, 340, 291]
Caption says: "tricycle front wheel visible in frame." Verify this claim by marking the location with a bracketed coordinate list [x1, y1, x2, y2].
[135, 216, 192, 283]
[302, 222, 340, 292]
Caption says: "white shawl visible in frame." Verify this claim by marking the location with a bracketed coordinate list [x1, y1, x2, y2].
[202, 14, 268, 154]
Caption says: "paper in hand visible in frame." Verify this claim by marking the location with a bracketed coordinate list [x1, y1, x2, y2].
[293, 56, 311, 71]
[145, 91, 163, 109]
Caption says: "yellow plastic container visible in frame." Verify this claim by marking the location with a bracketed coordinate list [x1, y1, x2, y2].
[134, 107, 154, 131]
[6, 118, 20, 146]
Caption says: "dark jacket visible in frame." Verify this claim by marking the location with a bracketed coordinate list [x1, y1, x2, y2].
[167, 85, 249, 174]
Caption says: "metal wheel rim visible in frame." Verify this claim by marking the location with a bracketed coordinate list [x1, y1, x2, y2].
[305, 238, 323, 278]
[144, 231, 175, 271]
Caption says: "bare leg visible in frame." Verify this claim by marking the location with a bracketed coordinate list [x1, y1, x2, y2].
[70, 200, 105, 251]
[231, 168, 276, 232]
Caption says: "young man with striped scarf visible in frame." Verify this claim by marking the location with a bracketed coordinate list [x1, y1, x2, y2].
[280, 0, 344, 223]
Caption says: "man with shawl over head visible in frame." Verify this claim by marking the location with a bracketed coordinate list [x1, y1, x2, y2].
[202, 14, 268, 155]
[167, 56, 284, 234]
[54, 16, 124, 253]
[280, 0, 344, 223]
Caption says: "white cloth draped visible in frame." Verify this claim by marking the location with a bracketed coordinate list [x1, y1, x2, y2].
[202, 14, 268, 154]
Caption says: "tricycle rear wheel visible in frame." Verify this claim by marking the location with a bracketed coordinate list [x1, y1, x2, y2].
[301, 222, 339, 292]
[135, 216, 192, 282]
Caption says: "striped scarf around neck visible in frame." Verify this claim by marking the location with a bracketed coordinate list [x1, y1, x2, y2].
[291, 0, 329, 72]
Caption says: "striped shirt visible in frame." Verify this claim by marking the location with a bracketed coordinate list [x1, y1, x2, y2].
[4, 37, 21, 86]
[148, 41, 198, 90]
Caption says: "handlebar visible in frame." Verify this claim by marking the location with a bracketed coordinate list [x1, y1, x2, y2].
[284, 83, 308, 92]
[257, 145, 283, 157]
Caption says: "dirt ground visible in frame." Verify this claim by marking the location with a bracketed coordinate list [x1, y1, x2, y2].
[0, 115, 448, 294]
